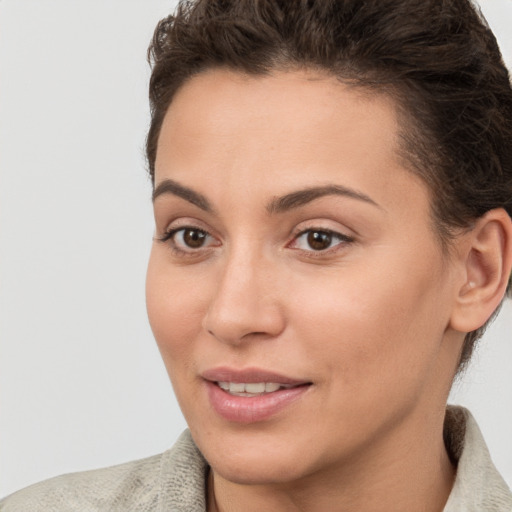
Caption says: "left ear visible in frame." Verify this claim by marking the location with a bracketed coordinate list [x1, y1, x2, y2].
[449, 208, 512, 333]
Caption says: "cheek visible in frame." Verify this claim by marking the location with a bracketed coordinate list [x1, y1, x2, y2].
[145, 250, 209, 371]
[291, 250, 449, 391]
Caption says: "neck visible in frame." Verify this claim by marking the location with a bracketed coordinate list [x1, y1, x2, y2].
[207, 409, 455, 512]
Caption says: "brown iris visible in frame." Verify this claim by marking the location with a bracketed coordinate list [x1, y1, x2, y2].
[307, 231, 332, 250]
[183, 228, 207, 248]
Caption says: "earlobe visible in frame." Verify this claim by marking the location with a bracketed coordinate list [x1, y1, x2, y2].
[450, 208, 512, 333]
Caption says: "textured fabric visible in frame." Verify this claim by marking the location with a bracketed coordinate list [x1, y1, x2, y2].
[0, 431, 207, 512]
[1, 406, 511, 511]
[443, 408, 512, 512]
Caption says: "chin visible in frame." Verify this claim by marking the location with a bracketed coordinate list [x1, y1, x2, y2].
[211, 454, 308, 486]
[193, 428, 321, 486]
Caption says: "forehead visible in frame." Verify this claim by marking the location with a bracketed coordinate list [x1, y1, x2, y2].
[157, 68, 399, 163]
[155, 68, 429, 217]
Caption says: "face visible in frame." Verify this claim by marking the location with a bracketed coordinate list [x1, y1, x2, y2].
[146, 69, 463, 485]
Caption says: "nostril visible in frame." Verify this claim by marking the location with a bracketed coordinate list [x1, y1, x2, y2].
[241, 331, 267, 339]
[202, 292, 285, 345]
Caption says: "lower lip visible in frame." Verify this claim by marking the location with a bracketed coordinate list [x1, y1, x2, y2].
[205, 381, 310, 423]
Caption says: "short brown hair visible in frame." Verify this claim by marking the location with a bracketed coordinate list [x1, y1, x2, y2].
[146, 0, 512, 370]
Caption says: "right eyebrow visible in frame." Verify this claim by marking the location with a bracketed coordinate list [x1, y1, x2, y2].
[266, 184, 383, 214]
[152, 179, 213, 213]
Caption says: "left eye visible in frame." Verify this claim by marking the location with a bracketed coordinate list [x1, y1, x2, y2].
[177, 228, 209, 248]
[165, 227, 217, 250]
[292, 229, 351, 252]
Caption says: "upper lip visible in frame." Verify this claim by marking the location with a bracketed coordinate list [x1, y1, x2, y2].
[201, 367, 310, 386]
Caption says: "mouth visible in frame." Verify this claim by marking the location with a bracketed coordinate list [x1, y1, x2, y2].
[215, 381, 307, 397]
[201, 367, 312, 423]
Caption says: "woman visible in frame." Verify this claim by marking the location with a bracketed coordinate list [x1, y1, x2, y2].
[2, 0, 512, 510]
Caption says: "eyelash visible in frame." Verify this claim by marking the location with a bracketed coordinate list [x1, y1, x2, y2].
[157, 226, 217, 256]
[157, 225, 354, 257]
[289, 228, 355, 255]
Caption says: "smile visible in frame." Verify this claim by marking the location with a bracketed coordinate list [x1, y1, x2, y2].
[201, 368, 312, 423]
[216, 381, 298, 397]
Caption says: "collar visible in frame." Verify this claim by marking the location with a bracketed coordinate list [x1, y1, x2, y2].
[157, 406, 512, 511]
[443, 406, 512, 511]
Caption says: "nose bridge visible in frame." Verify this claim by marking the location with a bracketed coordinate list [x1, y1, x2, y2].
[202, 240, 283, 344]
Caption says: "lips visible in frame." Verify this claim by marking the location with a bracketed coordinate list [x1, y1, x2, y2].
[202, 367, 312, 423]
[202, 367, 308, 385]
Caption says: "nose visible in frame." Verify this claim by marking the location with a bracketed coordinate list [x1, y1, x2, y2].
[202, 249, 285, 346]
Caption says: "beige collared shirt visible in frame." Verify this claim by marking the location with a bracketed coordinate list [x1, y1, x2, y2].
[1, 406, 511, 511]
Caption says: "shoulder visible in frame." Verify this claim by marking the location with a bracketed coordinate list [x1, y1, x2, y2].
[0, 453, 163, 512]
[0, 430, 208, 512]
[444, 406, 512, 512]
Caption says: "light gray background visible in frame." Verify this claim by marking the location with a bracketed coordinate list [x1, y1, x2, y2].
[1, 0, 511, 499]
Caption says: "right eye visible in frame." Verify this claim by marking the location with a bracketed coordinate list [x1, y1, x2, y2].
[288, 228, 354, 254]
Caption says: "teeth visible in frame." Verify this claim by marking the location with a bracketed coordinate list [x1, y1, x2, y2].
[217, 382, 292, 396]
[245, 383, 265, 393]
[230, 382, 246, 393]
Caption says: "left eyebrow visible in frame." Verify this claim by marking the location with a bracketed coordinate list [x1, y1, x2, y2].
[266, 185, 383, 214]
[152, 179, 213, 213]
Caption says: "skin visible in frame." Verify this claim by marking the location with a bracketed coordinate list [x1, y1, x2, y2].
[146, 69, 475, 512]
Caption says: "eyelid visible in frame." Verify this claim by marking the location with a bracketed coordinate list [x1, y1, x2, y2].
[156, 216, 217, 241]
[288, 226, 355, 254]
[290, 218, 355, 240]
[157, 226, 209, 243]
[156, 220, 221, 256]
